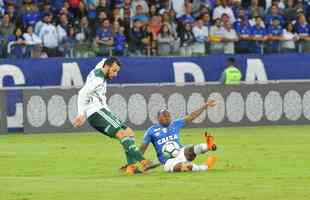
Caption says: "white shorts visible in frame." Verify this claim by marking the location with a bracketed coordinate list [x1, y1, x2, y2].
[164, 147, 190, 172]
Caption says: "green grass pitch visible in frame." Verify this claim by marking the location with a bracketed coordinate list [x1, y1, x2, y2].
[0, 125, 310, 200]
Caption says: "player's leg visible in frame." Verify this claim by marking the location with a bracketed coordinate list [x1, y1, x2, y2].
[183, 144, 207, 162]
[164, 157, 212, 172]
[182, 131, 218, 161]
[116, 128, 145, 164]
[172, 156, 218, 172]
[204, 132, 217, 151]
[163, 147, 198, 172]
[116, 127, 160, 172]
[169, 146, 216, 172]
[94, 108, 157, 173]
[87, 108, 142, 174]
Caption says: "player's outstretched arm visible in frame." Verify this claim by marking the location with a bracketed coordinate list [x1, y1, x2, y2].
[139, 129, 152, 155]
[184, 100, 216, 124]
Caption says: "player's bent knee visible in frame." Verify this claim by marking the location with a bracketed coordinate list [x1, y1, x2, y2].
[116, 127, 136, 140]
[124, 127, 135, 137]
[184, 146, 196, 162]
[115, 130, 126, 140]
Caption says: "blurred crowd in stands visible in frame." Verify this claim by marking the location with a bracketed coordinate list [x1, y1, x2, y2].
[0, 0, 309, 58]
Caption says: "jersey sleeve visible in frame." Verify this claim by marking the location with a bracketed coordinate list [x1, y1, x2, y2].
[77, 77, 102, 116]
[142, 128, 153, 145]
[172, 118, 186, 129]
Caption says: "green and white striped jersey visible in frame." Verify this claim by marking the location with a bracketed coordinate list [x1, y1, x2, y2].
[77, 68, 110, 118]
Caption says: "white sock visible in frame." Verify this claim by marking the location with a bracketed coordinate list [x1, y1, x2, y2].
[192, 164, 208, 172]
[193, 143, 208, 155]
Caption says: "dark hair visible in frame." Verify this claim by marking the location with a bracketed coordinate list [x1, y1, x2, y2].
[255, 16, 262, 20]
[221, 13, 229, 18]
[14, 27, 23, 35]
[159, 24, 171, 35]
[213, 18, 221, 25]
[157, 108, 169, 117]
[102, 18, 110, 23]
[104, 57, 122, 67]
[133, 18, 141, 23]
[285, 21, 295, 33]
[67, 25, 76, 36]
[227, 57, 235, 64]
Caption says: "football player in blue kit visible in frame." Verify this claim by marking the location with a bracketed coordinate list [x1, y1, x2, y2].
[139, 100, 218, 172]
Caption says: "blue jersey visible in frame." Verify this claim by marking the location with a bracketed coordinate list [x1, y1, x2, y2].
[250, 25, 266, 53]
[133, 14, 149, 23]
[142, 118, 185, 164]
[179, 14, 195, 23]
[295, 23, 309, 37]
[96, 27, 113, 41]
[250, 25, 266, 37]
[113, 33, 126, 52]
[22, 11, 40, 27]
[267, 26, 283, 53]
[264, 15, 285, 27]
[51, 0, 65, 10]
[235, 23, 251, 49]
[267, 26, 283, 36]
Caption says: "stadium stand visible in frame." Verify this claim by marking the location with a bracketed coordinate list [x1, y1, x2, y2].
[0, 0, 309, 58]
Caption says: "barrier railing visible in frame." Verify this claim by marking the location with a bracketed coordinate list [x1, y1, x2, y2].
[1, 81, 310, 133]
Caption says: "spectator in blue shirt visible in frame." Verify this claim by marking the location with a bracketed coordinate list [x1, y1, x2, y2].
[232, 0, 245, 18]
[22, 3, 40, 27]
[5, 3, 18, 24]
[95, 18, 113, 56]
[7, 27, 26, 58]
[87, 3, 97, 24]
[295, 14, 309, 39]
[234, 7, 249, 25]
[64, 25, 78, 58]
[113, 21, 126, 56]
[265, 5, 285, 28]
[266, 18, 283, 53]
[133, 5, 149, 24]
[250, 16, 267, 54]
[179, 2, 194, 24]
[235, 17, 251, 54]
[50, 0, 65, 12]
[129, 19, 148, 56]
[295, 14, 310, 52]
[40, 1, 54, 18]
